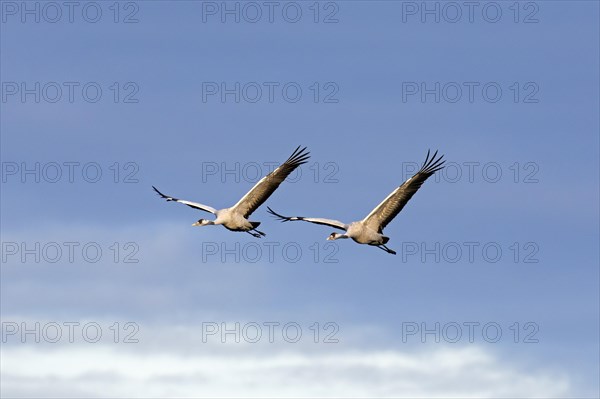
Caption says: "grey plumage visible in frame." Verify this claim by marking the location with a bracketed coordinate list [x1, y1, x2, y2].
[267, 150, 445, 254]
[153, 146, 309, 238]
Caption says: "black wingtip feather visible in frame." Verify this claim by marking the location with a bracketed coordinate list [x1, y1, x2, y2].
[266, 206, 291, 222]
[420, 149, 445, 175]
[285, 146, 311, 167]
[152, 185, 177, 201]
[152, 185, 164, 196]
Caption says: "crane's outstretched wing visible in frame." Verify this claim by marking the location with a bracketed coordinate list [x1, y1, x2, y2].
[362, 150, 445, 233]
[152, 186, 217, 214]
[267, 207, 348, 231]
[232, 146, 310, 218]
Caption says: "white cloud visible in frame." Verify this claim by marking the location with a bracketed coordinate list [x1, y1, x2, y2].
[0, 225, 590, 398]
[1, 340, 572, 398]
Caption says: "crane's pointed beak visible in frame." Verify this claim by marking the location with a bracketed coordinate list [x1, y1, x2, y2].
[192, 221, 202, 226]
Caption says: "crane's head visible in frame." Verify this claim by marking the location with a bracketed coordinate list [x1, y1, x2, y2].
[327, 232, 347, 241]
[192, 219, 213, 227]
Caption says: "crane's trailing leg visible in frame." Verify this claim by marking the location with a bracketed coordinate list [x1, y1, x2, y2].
[247, 230, 264, 238]
[377, 245, 397, 255]
[248, 221, 266, 237]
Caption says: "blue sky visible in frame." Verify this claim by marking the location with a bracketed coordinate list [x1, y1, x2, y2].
[1, 1, 599, 397]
